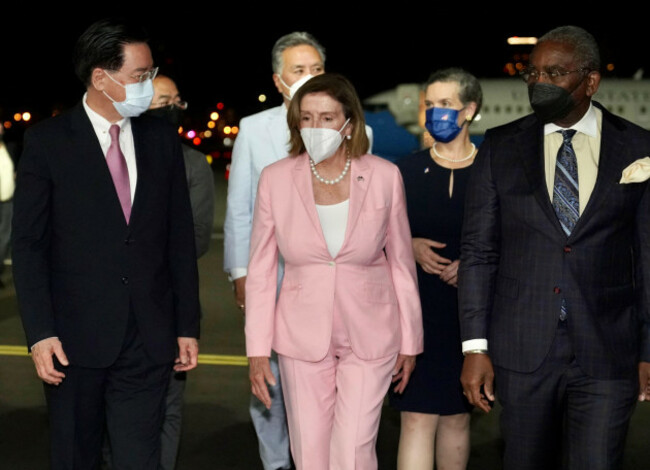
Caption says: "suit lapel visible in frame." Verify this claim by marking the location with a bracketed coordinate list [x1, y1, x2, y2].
[129, 118, 147, 224]
[292, 155, 329, 249]
[517, 120, 567, 237]
[571, 111, 623, 236]
[70, 103, 129, 226]
[341, 155, 372, 253]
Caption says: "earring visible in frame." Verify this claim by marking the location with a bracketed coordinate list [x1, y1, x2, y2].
[346, 135, 351, 140]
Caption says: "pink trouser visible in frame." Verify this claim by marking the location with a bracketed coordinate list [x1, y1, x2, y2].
[278, 308, 397, 470]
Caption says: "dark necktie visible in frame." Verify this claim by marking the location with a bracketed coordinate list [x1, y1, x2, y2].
[107, 124, 132, 223]
[552, 129, 578, 321]
[552, 129, 579, 236]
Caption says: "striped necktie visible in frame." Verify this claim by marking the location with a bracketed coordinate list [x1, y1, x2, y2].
[552, 129, 578, 321]
[552, 129, 579, 236]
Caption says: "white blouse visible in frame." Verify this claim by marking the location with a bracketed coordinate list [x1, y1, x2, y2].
[315, 199, 349, 258]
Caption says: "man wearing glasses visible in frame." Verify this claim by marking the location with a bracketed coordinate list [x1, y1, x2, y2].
[459, 25, 650, 469]
[12, 18, 200, 470]
[147, 74, 215, 470]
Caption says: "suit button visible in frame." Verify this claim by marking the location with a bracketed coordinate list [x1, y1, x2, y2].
[563, 245, 572, 253]
[121, 277, 129, 285]
[124, 238, 131, 245]
[553, 286, 561, 294]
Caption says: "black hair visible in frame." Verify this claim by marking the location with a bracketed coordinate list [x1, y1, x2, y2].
[73, 18, 149, 86]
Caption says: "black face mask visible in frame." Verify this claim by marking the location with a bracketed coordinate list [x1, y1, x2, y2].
[145, 105, 184, 128]
[528, 82, 580, 123]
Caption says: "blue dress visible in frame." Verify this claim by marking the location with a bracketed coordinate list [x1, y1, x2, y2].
[389, 149, 473, 415]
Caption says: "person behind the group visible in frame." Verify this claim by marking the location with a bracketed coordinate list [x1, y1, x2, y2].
[148, 73, 214, 470]
[0, 125, 16, 289]
[459, 25, 650, 470]
[11, 18, 200, 470]
[389, 67, 482, 470]
[245, 73, 423, 470]
[223, 30, 327, 470]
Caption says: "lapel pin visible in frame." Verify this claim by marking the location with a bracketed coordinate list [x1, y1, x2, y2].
[424, 167, 430, 173]
[357, 176, 364, 182]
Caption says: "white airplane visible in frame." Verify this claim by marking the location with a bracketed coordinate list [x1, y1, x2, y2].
[364, 76, 650, 138]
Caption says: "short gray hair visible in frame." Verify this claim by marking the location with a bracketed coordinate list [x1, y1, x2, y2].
[271, 31, 326, 74]
[537, 25, 601, 72]
[425, 67, 483, 122]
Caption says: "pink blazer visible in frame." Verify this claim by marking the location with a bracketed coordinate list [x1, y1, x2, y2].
[245, 153, 423, 362]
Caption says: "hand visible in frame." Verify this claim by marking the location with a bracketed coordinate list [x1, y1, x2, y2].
[248, 356, 276, 410]
[233, 276, 246, 313]
[411, 238, 451, 275]
[31, 337, 68, 385]
[638, 361, 650, 401]
[460, 353, 495, 413]
[391, 354, 416, 394]
[174, 337, 199, 372]
[439, 259, 459, 287]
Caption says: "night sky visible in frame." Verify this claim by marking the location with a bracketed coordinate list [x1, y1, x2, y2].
[2, 9, 648, 137]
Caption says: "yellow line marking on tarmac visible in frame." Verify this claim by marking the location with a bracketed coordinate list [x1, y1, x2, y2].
[0, 345, 248, 366]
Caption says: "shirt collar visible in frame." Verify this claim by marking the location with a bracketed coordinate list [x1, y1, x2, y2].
[82, 92, 130, 134]
[544, 101, 598, 137]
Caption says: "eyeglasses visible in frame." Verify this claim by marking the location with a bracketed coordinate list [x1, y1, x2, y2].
[519, 67, 589, 83]
[151, 99, 188, 110]
[108, 66, 159, 84]
[132, 67, 159, 83]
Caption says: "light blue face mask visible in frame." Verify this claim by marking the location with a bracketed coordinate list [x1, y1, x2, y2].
[103, 71, 154, 118]
[425, 107, 465, 143]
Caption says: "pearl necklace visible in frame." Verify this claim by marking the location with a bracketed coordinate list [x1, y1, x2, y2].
[432, 142, 476, 162]
[310, 157, 351, 185]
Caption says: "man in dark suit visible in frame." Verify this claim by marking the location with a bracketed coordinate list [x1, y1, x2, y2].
[147, 73, 215, 470]
[458, 25, 650, 469]
[11, 18, 200, 469]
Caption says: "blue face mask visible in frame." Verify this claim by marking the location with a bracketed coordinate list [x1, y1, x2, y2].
[425, 107, 465, 143]
[103, 71, 154, 118]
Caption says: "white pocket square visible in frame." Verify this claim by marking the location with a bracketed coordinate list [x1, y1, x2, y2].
[620, 157, 650, 183]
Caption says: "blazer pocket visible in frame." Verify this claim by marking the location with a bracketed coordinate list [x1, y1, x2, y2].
[362, 280, 397, 304]
[361, 205, 389, 223]
[361, 206, 390, 240]
[495, 275, 519, 300]
[278, 281, 302, 302]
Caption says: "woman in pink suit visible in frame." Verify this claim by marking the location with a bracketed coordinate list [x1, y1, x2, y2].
[245, 73, 423, 470]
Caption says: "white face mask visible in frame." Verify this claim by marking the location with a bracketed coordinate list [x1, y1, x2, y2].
[279, 74, 314, 101]
[103, 71, 154, 117]
[300, 118, 350, 164]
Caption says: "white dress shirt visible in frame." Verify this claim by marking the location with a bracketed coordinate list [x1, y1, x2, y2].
[83, 93, 138, 201]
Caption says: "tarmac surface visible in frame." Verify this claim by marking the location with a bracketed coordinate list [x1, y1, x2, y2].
[1, 165, 649, 469]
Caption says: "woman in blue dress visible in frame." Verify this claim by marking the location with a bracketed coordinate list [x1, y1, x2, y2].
[389, 68, 483, 470]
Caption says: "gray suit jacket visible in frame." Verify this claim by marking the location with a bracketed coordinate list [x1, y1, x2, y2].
[182, 144, 214, 259]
